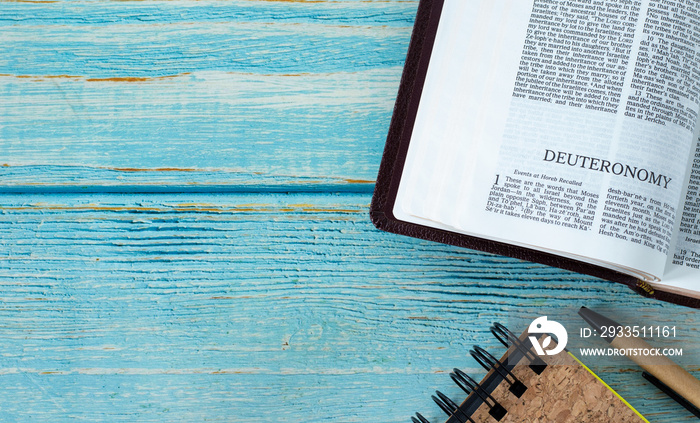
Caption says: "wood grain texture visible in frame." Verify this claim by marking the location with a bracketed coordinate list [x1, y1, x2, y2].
[0, 0, 413, 182]
[0, 0, 698, 422]
[0, 193, 698, 422]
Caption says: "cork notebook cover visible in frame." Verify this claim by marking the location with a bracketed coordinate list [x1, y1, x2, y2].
[447, 334, 648, 423]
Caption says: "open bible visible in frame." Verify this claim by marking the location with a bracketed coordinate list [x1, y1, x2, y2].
[371, 0, 700, 307]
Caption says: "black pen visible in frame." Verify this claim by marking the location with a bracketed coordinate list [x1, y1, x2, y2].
[578, 307, 700, 417]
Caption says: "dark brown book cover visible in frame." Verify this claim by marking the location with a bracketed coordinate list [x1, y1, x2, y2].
[369, 0, 700, 309]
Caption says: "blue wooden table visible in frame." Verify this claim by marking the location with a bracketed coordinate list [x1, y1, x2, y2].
[1, 1, 697, 422]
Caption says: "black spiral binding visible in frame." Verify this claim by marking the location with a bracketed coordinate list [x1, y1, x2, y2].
[451, 368, 507, 420]
[491, 322, 547, 374]
[411, 413, 431, 423]
[432, 391, 476, 423]
[411, 323, 548, 423]
[471, 346, 527, 398]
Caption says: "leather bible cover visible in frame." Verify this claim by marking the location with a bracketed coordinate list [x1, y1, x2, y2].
[369, 0, 699, 309]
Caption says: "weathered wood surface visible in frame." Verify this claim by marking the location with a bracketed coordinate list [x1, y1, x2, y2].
[0, 1, 698, 422]
[1, 193, 697, 422]
[1, 0, 409, 183]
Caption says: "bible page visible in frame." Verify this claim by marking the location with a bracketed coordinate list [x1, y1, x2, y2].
[394, 0, 700, 280]
[663, 131, 700, 298]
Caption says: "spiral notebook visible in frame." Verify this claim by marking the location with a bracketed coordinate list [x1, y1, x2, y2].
[413, 323, 649, 423]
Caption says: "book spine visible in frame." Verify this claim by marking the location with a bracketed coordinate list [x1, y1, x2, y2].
[629, 280, 700, 309]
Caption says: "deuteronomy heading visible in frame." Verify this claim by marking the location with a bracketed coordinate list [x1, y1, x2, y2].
[543, 149, 672, 189]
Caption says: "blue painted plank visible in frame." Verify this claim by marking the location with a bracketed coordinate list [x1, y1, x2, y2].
[3, 1, 415, 26]
[0, 1, 416, 182]
[0, 69, 400, 179]
[0, 193, 696, 422]
[3, 21, 407, 77]
[2, 1, 415, 77]
[0, 164, 377, 192]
